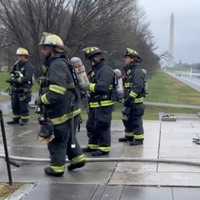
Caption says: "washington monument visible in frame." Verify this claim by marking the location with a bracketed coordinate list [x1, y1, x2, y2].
[169, 13, 175, 65]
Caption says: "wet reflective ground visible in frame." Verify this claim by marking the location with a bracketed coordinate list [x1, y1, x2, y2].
[1, 108, 200, 199]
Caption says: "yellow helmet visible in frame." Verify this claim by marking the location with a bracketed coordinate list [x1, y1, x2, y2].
[16, 48, 29, 56]
[125, 48, 139, 58]
[39, 32, 64, 50]
[82, 47, 103, 59]
[125, 48, 142, 62]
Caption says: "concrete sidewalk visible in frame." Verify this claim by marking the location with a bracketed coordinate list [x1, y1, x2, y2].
[1, 118, 200, 199]
[23, 183, 200, 200]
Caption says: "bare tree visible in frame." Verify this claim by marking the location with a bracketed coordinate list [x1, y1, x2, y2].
[0, 0, 159, 74]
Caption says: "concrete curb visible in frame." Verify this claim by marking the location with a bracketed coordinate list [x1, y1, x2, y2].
[6, 184, 36, 200]
[145, 101, 200, 110]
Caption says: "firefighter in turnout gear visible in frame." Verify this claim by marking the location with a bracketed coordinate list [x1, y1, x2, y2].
[83, 47, 114, 157]
[7, 48, 34, 126]
[39, 33, 86, 177]
[119, 48, 146, 145]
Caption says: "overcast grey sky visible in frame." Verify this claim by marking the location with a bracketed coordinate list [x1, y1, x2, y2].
[139, 0, 200, 63]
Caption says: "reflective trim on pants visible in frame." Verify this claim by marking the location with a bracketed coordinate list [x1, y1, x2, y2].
[88, 144, 99, 150]
[125, 132, 134, 137]
[71, 154, 87, 164]
[21, 115, 30, 120]
[134, 134, 144, 140]
[98, 146, 111, 153]
[50, 165, 65, 173]
[13, 115, 20, 119]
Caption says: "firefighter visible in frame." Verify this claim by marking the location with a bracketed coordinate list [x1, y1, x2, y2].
[82, 47, 114, 157]
[7, 48, 34, 126]
[119, 48, 146, 145]
[38, 32, 86, 177]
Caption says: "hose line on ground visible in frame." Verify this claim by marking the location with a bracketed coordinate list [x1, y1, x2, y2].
[0, 154, 200, 167]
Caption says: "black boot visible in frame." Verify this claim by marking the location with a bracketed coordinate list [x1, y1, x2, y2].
[20, 118, 29, 126]
[129, 140, 143, 146]
[82, 147, 97, 153]
[44, 166, 64, 177]
[118, 137, 129, 143]
[91, 150, 109, 157]
[7, 118, 20, 125]
[20, 120, 29, 126]
[68, 160, 86, 171]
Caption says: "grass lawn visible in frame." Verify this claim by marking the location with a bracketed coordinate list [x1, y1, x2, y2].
[79, 103, 200, 121]
[113, 104, 200, 121]
[0, 72, 9, 92]
[111, 71, 200, 120]
[146, 71, 200, 105]
[0, 72, 39, 102]
[143, 105, 200, 120]
[2, 70, 200, 120]
[143, 71, 200, 119]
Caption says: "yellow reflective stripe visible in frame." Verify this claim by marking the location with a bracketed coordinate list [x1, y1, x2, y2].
[50, 165, 65, 173]
[124, 82, 132, 88]
[134, 97, 144, 104]
[129, 91, 138, 98]
[134, 134, 144, 140]
[125, 132, 134, 137]
[109, 85, 113, 90]
[89, 100, 114, 108]
[51, 109, 82, 125]
[101, 100, 114, 106]
[88, 144, 99, 150]
[98, 146, 111, 153]
[21, 116, 30, 119]
[41, 94, 49, 104]
[89, 83, 96, 92]
[49, 84, 66, 95]
[89, 84, 112, 92]
[51, 114, 69, 125]
[13, 115, 20, 118]
[89, 102, 99, 108]
[73, 109, 82, 117]
[71, 154, 87, 164]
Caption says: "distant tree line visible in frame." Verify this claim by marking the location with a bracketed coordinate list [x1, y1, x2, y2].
[0, 0, 160, 75]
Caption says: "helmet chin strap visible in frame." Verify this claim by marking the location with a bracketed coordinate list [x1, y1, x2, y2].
[91, 60, 95, 66]
[90, 57, 98, 67]
[90, 55, 103, 67]
[46, 52, 52, 60]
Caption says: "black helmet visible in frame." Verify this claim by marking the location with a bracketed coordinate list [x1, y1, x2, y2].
[83, 47, 103, 59]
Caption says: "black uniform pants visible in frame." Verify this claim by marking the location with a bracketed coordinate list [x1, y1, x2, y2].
[48, 116, 83, 166]
[11, 92, 31, 121]
[86, 106, 112, 151]
[122, 103, 144, 141]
